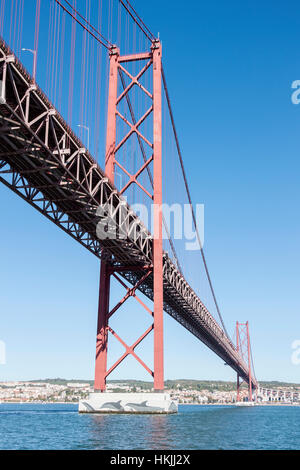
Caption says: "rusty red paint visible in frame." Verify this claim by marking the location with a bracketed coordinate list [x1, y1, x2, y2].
[94, 41, 165, 392]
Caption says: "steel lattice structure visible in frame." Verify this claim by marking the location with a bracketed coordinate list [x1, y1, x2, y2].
[0, 36, 257, 391]
[236, 321, 254, 401]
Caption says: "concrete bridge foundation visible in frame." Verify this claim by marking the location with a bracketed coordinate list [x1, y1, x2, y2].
[79, 392, 178, 414]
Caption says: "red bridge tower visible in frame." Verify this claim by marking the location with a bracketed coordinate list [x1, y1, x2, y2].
[94, 40, 164, 392]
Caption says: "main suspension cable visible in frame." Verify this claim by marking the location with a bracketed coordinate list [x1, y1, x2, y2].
[161, 64, 230, 339]
[118, 68, 182, 273]
[54, 0, 111, 50]
[119, 0, 154, 42]
[249, 333, 257, 383]
[62, 0, 112, 47]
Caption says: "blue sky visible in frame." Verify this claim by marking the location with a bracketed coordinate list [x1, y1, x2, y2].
[0, 0, 300, 383]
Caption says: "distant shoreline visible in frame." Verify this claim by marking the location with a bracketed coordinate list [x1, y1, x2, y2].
[0, 401, 77, 405]
[180, 402, 300, 407]
[1, 401, 300, 407]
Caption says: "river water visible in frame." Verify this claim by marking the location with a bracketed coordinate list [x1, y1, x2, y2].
[0, 403, 299, 450]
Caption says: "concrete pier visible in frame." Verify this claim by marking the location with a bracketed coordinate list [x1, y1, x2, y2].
[79, 392, 178, 414]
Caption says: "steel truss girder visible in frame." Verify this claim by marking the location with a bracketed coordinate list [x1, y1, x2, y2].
[0, 37, 152, 265]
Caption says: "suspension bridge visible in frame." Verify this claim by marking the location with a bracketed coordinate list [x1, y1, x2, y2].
[0, 0, 258, 413]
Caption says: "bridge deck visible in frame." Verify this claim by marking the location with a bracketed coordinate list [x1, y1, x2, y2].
[0, 37, 257, 389]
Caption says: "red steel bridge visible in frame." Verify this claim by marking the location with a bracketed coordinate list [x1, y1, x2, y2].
[0, 0, 258, 400]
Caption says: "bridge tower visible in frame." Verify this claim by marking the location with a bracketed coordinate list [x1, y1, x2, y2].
[236, 321, 254, 402]
[93, 40, 165, 394]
